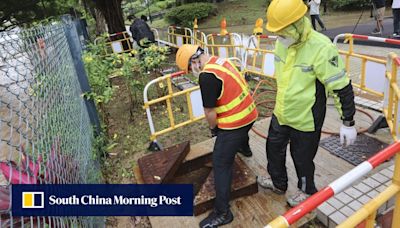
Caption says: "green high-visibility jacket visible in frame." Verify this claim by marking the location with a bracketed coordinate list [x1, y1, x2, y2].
[273, 23, 353, 132]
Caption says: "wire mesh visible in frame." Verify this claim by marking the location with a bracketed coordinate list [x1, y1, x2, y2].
[0, 21, 103, 227]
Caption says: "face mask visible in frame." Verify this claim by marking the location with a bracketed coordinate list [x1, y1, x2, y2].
[191, 62, 201, 77]
[277, 36, 295, 48]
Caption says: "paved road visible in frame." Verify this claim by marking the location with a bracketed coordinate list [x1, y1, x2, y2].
[323, 17, 400, 48]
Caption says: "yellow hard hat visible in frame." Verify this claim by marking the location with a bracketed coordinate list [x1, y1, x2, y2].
[266, 0, 307, 32]
[176, 44, 200, 73]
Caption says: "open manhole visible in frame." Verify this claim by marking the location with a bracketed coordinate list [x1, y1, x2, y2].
[319, 134, 388, 166]
[135, 141, 258, 215]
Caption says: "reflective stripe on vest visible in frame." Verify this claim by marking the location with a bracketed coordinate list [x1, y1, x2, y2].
[218, 103, 257, 124]
[204, 64, 249, 114]
[202, 57, 258, 129]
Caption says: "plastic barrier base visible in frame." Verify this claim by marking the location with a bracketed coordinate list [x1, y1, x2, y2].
[148, 141, 163, 151]
[368, 115, 389, 134]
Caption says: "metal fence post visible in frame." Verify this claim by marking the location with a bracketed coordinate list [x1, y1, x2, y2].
[61, 14, 101, 135]
[74, 18, 90, 50]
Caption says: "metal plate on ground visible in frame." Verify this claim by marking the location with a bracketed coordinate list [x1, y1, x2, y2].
[138, 141, 190, 184]
[319, 134, 388, 166]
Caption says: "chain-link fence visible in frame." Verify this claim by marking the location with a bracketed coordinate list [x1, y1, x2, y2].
[0, 17, 104, 227]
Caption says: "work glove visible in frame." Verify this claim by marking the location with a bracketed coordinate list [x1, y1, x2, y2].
[210, 126, 219, 138]
[340, 124, 357, 147]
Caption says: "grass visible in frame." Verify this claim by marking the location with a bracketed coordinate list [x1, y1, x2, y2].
[145, 0, 393, 35]
[149, 18, 169, 29]
[135, 5, 162, 18]
[199, 0, 267, 29]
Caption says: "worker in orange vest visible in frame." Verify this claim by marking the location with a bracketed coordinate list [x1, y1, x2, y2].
[176, 44, 258, 227]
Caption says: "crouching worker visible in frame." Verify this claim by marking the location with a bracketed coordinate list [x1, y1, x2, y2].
[257, 0, 357, 207]
[128, 15, 155, 48]
[175, 45, 258, 227]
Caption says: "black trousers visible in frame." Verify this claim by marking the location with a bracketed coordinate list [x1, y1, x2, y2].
[266, 115, 320, 194]
[393, 9, 400, 34]
[213, 123, 253, 213]
[311, 15, 326, 30]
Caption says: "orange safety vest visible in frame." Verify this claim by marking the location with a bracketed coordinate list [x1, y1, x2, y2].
[202, 56, 258, 130]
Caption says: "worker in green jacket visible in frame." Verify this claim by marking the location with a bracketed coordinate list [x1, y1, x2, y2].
[257, 0, 357, 207]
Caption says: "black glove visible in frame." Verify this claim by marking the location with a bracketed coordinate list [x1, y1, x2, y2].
[210, 126, 219, 137]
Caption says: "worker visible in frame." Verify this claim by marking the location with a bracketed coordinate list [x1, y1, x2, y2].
[371, 0, 386, 35]
[128, 15, 155, 48]
[176, 44, 258, 227]
[257, 0, 357, 207]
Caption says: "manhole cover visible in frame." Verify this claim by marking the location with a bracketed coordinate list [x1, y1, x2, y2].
[136, 142, 258, 215]
[319, 134, 388, 165]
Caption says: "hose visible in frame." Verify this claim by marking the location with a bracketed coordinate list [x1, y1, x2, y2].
[249, 79, 375, 139]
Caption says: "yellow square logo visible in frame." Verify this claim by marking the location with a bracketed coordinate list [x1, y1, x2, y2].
[22, 192, 44, 209]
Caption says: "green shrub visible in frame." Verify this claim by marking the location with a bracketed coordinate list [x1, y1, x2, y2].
[328, 0, 371, 10]
[165, 3, 216, 27]
[155, 1, 168, 9]
[155, 0, 175, 9]
[165, 0, 175, 8]
[123, 1, 146, 16]
[135, 5, 162, 18]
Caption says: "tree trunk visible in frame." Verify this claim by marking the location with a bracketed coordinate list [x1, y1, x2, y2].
[94, 8, 107, 35]
[94, 0, 125, 34]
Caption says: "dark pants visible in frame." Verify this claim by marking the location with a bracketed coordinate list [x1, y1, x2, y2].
[266, 115, 320, 194]
[213, 123, 253, 213]
[311, 15, 326, 30]
[393, 9, 400, 34]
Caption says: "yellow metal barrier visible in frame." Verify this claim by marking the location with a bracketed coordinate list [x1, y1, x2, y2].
[94, 31, 134, 56]
[143, 71, 205, 149]
[206, 33, 242, 59]
[167, 26, 193, 48]
[242, 35, 277, 79]
[334, 34, 389, 100]
[95, 28, 164, 55]
[384, 53, 400, 140]
[193, 29, 208, 52]
[151, 28, 160, 46]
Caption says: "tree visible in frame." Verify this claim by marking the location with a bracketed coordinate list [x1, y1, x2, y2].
[1, 0, 43, 31]
[0, 0, 78, 31]
[92, 0, 125, 34]
[82, 0, 107, 35]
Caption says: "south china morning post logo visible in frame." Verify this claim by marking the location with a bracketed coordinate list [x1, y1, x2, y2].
[13, 184, 193, 216]
[22, 192, 44, 209]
